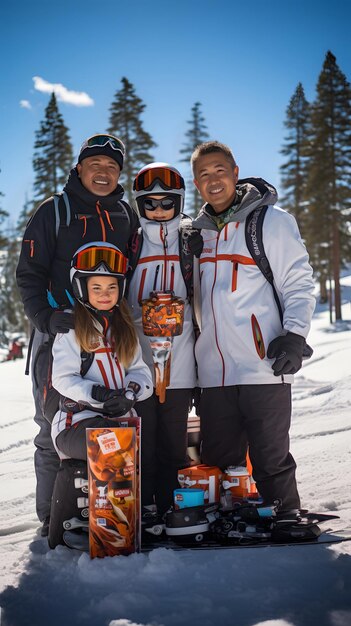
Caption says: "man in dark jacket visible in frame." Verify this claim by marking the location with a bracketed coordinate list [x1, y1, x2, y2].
[16, 134, 139, 535]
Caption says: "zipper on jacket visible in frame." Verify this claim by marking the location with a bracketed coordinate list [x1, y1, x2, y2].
[79, 216, 87, 237]
[153, 265, 160, 291]
[104, 210, 114, 231]
[232, 261, 238, 291]
[138, 268, 147, 304]
[24, 239, 35, 258]
[95, 201, 106, 241]
[170, 264, 175, 291]
[211, 234, 226, 385]
[160, 224, 168, 291]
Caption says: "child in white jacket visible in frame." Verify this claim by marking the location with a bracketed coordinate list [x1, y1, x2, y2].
[128, 163, 202, 520]
[51, 241, 152, 461]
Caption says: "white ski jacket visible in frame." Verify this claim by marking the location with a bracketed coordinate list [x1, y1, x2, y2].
[127, 215, 197, 389]
[192, 179, 315, 387]
[51, 320, 153, 458]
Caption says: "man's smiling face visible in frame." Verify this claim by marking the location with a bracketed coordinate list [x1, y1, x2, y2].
[77, 155, 121, 196]
[193, 152, 239, 213]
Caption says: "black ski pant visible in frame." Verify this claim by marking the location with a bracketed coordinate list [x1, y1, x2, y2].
[135, 388, 191, 515]
[56, 415, 119, 460]
[199, 384, 300, 511]
[32, 329, 61, 522]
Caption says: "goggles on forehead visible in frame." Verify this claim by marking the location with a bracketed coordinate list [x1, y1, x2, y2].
[73, 246, 127, 275]
[81, 134, 125, 156]
[142, 196, 176, 211]
[133, 167, 184, 192]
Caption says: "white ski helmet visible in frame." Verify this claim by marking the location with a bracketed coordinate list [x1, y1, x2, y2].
[70, 241, 128, 307]
[133, 162, 185, 219]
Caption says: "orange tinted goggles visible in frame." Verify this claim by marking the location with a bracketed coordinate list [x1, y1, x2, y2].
[74, 246, 127, 274]
[133, 167, 184, 192]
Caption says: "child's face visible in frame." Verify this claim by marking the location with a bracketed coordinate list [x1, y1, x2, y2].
[193, 152, 239, 213]
[87, 275, 119, 310]
[143, 195, 175, 221]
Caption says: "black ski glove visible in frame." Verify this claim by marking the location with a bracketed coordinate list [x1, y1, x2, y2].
[267, 331, 306, 376]
[91, 385, 137, 417]
[186, 230, 203, 258]
[49, 310, 75, 335]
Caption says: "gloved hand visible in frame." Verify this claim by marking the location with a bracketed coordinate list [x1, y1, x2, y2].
[49, 310, 75, 335]
[186, 229, 203, 258]
[91, 385, 136, 417]
[267, 331, 306, 376]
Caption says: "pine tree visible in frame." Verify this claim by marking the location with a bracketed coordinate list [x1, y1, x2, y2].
[108, 77, 157, 205]
[280, 83, 311, 232]
[33, 93, 73, 210]
[305, 51, 351, 320]
[0, 170, 9, 248]
[180, 102, 209, 216]
[17, 194, 35, 236]
[0, 232, 27, 337]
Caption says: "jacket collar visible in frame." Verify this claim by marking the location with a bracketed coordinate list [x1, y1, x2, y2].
[140, 214, 181, 246]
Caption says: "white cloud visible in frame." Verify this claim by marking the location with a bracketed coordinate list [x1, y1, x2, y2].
[32, 76, 94, 107]
[20, 100, 32, 109]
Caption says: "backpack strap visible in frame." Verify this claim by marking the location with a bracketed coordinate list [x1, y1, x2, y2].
[117, 199, 132, 226]
[179, 215, 195, 301]
[245, 206, 283, 324]
[80, 350, 94, 377]
[53, 191, 71, 236]
[125, 227, 143, 297]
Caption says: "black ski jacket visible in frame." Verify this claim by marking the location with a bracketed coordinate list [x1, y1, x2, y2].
[16, 169, 139, 333]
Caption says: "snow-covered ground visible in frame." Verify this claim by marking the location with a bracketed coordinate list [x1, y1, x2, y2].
[1, 279, 351, 626]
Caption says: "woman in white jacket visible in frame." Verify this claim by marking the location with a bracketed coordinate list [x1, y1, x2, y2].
[51, 242, 152, 461]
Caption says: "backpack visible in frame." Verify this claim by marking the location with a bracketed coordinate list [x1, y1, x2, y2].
[245, 206, 313, 358]
[33, 334, 93, 424]
[53, 191, 132, 236]
[126, 215, 195, 301]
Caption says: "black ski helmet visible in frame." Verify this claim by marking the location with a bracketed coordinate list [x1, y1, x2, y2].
[70, 242, 128, 307]
[133, 162, 185, 219]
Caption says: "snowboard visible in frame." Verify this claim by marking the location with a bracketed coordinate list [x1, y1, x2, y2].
[86, 417, 140, 558]
[63, 526, 351, 553]
[141, 529, 351, 552]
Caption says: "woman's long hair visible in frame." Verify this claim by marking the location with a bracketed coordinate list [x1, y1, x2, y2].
[74, 299, 138, 368]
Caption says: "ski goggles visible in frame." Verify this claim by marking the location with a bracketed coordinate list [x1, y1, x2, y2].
[133, 167, 184, 192]
[73, 246, 127, 275]
[142, 196, 177, 211]
[80, 134, 125, 156]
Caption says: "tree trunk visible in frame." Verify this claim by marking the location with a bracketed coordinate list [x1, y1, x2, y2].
[319, 278, 328, 304]
[332, 213, 342, 320]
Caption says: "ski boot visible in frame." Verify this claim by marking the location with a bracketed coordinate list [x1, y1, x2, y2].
[48, 459, 89, 549]
[141, 504, 165, 540]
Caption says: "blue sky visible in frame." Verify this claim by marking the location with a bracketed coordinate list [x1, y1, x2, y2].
[1, 0, 350, 228]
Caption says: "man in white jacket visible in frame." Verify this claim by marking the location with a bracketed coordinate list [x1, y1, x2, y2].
[191, 141, 315, 513]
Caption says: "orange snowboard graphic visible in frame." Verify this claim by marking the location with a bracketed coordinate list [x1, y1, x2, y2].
[86, 419, 140, 558]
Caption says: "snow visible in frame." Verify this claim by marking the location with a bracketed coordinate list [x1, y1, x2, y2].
[1, 281, 351, 626]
